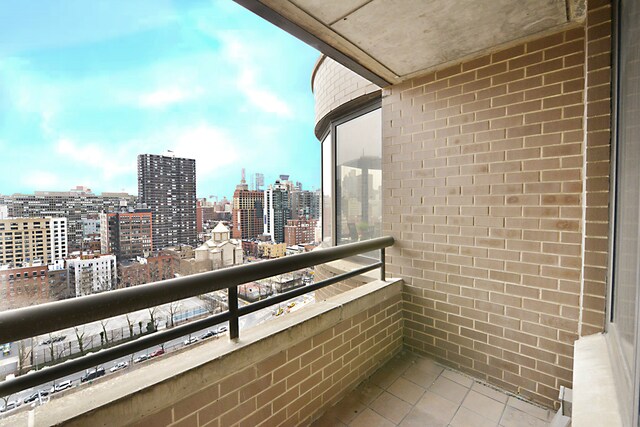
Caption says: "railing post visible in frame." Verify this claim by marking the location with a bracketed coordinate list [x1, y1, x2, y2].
[380, 247, 386, 281]
[228, 286, 239, 340]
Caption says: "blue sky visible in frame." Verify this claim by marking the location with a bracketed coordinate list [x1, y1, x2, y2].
[0, 0, 321, 199]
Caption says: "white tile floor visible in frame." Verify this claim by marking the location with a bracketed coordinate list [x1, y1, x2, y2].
[312, 352, 554, 427]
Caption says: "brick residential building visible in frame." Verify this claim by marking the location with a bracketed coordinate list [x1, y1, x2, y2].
[0, 265, 69, 311]
[284, 219, 317, 246]
[231, 175, 264, 240]
[100, 209, 153, 261]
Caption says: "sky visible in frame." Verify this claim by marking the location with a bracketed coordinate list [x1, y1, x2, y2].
[0, 0, 321, 200]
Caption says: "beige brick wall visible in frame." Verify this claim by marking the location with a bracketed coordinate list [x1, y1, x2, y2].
[312, 55, 380, 126]
[131, 283, 403, 427]
[580, 0, 611, 336]
[382, 21, 610, 407]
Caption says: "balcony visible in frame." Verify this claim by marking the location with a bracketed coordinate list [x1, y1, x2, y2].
[0, 0, 634, 425]
[0, 239, 558, 427]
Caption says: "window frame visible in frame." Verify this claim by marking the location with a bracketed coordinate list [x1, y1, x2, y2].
[606, 0, 640, 425]
[320, 99, 381, 247]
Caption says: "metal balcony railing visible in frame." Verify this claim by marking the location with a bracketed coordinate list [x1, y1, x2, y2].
[0, 236, 394, 397]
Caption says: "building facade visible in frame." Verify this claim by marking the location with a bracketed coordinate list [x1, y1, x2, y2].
[0, 217, 67, 268]
[0, 188, 135, 252]
[137, 154, 197, 250]
[67, 254, 117, 297]
[0, 265, 69, 311]
[231, 176, 264, 240]
[284, 219, 318, 246]
[264, 181, 291, 243]
[100, 209, 153, 261]
[290, 189, 320, 220]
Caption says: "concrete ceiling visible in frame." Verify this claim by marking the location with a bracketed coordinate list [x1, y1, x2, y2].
[236, 0, 585, 86]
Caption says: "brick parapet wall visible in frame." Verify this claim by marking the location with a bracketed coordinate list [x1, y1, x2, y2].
[382, 22, 610, 407]
[312, 56, 380, 127]
[127, 281, 403, 427]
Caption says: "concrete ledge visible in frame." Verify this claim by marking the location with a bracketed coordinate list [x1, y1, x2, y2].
[1, 278, 402, 426]
[572, 333, 623, 427]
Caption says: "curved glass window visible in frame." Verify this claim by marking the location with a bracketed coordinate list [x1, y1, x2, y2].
[336, 108, 382, 245]
[320, 103, 381, 247]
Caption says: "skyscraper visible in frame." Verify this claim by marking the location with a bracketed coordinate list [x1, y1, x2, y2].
[264, 180, 291, 244]
[137, 153, 197, 250]
[232, 172, 264, 240]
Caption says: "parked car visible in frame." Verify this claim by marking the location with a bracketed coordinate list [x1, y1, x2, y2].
[80, 367, 105, 383]
[183, 337, 198, 346]
[0, 399, 21, 413]
[23, 390, 49, 404]
[217, 326, 228, 334]
[199, 330, 217, 340]
[40, 335, 66, 346]
[51, 380, 73, 393]
[110, 361, 128, 373]
[149, 348, 165, 358]
[133, 354, 150, 364]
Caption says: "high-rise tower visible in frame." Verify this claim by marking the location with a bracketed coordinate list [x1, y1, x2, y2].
[232, 172, 264, 240]
[137, 153, 197, 250]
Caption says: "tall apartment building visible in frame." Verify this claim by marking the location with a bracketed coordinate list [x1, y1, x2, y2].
[137, 154, 197, 250]
[290, 189, 321, 220]
[264, 181, 291, 244]
[284, 219, 318, 246]
[231, 176, 264, 240]
[67, 254, 117, 296]
[0, 217, 67, 267]
[0, 188, 136, 252]
[100, 209, 153, 261]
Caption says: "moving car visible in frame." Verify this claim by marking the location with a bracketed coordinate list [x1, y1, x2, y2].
[110, 361, 128, 373]
[149, 348, 165, 358]
[183, 337, 198, 346]
[51, 380, 73, 393]
[23, 390, 49, 404]
[199, 330, 217, 340]
[0, 400, 21, 413]
[80, 367, 105, 383]
[133, 354, 149, 364]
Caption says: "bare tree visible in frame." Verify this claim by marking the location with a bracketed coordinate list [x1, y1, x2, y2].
[99, 319, 111, 345]
[17, 339, 33, 374]
[125, 314, 135, 338]
[201, 293, 221, 315]
[147, 307, 158, 332]
[46, 334, 57, 363]
[166, 301, 182, 328]
[74, 327, 86, 355]
[0, 394, 11, 411]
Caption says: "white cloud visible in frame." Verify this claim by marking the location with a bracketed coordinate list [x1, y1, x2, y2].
[55, 138, 136, 180]
[217, 33, 293, 118]
[23, 171, 62, 189]
[169, 124, 240, 176]
[138, 86, 203, 108]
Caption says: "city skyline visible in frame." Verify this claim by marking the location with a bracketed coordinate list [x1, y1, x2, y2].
[0, 1, 321, 200]
[0, 164, 319, 201]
